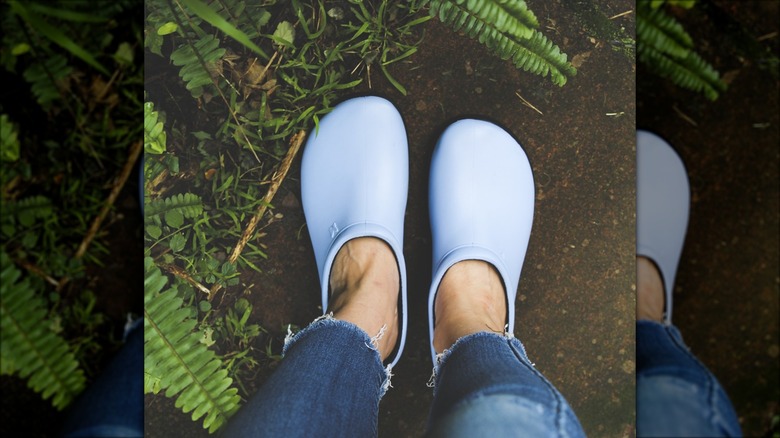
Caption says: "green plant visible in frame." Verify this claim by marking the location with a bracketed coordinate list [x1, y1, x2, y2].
[144, 257, 241, 433]
[144, 101, 168, 154]
[0, 252, 86, 410]
[1, 115, 20, 162]
[342, 0, 431, 94]
[170, 35, 228, 99]
[425, 0, 576, 86]
[1, 0, 142, 419]
[637, 0, 727, 100]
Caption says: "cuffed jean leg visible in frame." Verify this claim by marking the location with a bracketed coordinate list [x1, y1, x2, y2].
[426, 332, 585, 438]
[637, 320, 741, 437]
[221, 316, 389, 438]
[61, 319, 143, 438]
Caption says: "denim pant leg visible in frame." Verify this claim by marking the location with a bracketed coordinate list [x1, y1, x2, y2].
[427, 332, 585, 438]
[221, 316, 389, 438]
[61, 319, 144, 438]
[636, 320, 742, 437]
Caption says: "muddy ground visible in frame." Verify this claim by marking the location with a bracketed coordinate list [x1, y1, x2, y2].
[637, 1, 779, 436]
[145, 0, 637, 436]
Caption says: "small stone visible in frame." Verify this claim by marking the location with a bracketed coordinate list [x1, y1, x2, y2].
[768, 345, 779, 358]
[622, 360, 635, 374]
[281, 191, 300, 209]
[415, 100, 428, 111]
[474, 87, 483, 94]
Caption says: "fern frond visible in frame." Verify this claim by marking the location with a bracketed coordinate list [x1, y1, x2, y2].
[144, 101, 167, 154]
[0, 252, 86, 410]
[637, 2, 693, 58]
[639, 42, 725, 100]
[1, 114, 20, 162]
[144, 257, 241, 433]
[430, 0, 575, 86]
[637, 2, 726, 100]
[170, 34, 226, 99]
[144, 193, 204, 223]
[22, 53, 72, 108]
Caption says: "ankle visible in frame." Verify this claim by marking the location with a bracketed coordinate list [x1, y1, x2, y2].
[328, 238, 399, 360]
[432, 260, 506, 353]
[637, 256, 665, 322]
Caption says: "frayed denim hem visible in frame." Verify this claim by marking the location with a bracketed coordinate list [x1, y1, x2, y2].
[427, 330, 530, 391]
[282, 313, 394, 397]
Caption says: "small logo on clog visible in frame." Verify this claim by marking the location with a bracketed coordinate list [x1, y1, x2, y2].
[329, 222, 339, 238]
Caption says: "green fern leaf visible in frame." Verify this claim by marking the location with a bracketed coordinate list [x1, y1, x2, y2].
[430, 0, 575, 86]
[639, 42, 725, 100]
[22, 54, 72, 108]
[0, 252, 86, 410]
[170, 35, 226, 99]
[637, 2, 726, 100]
[1, 114, 20, 162]
[144, 101, 167, 154]
[144, 193, 204, 223]
[637, 2, 693, 58]
[144, 257, 241, 433]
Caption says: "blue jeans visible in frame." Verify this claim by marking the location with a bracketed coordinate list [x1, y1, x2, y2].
[637, 320, 742, 437]
[61, 319, 143, 438]
[221, 315, 585, 437]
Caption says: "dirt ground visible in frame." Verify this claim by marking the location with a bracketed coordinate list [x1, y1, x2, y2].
[637, 1, 779, 436]
[147, 0, 636, 436]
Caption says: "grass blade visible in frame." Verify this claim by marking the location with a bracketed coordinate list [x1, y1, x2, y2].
[9, 1, 109, 75]
[179, 0, 269, 60]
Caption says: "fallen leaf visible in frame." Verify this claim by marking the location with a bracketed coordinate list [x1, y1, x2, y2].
[571, 51, 592, 69]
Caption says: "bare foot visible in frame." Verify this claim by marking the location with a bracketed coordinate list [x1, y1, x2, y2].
[637, 256, 665, 322]
[432, 260, 507, 353]
[328, 237, 399, 360]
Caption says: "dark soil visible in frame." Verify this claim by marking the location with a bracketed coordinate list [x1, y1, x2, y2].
[637, 1, 780, 437]
[146, 0, 636, 436]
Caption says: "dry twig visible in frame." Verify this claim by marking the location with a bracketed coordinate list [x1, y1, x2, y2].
[210, 130, 307, 296]
[75, 140, 143, 259]
[18, 260, 59, 287]
[673, 104, 698, 127]
[162, 263, 212, 297]
[609, 10, 633, 20]
[55, 140, 142, 292]
[515, 92, 544, 115]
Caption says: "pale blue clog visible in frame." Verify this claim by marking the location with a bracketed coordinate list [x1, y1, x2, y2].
[427, 120, 535, 365]
[637, 130, 690, 325]
[301, 96, 409, 368]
